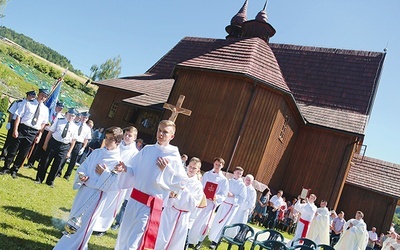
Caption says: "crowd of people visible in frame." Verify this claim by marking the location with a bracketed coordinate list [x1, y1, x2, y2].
[248, 188, 399, 250]
[0, 88, 399, 250]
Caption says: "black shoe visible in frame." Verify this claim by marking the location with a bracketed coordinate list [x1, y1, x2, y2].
[93, 231, 105, 237]
[209, 241, 217, 249]
[11, 171, 17, 179]
[47, 183, 55, 188]
[0, 156, 5, 161]
[188, 244, 194, 249]
[63, 176, 70, 181]
[34, 180, 41, 184]
[111, 224, 120, 230]
[0, 169, 9, 175]
[195, 242, 202, 250]
[24, 162, 33, 169]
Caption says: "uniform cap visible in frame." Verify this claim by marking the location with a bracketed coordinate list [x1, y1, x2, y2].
[26, 90, 36, 96]
[80, 111, 90, 117]
[67, 108, 78, 115]
[56, 101, 64, 107]
[39, 88, 50, 96]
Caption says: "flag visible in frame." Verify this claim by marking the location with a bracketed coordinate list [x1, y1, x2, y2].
[45, 69, 68, 123]
[45, 80, 62, 122]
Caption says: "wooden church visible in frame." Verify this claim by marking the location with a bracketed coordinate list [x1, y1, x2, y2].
[89, 1, 398, 232]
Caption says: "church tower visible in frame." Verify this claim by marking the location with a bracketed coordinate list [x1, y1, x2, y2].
[225, 0, 248, 39]
[226, 0, 276, 43]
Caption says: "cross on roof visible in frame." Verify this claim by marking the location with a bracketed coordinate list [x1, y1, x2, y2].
[163, 95, 192, 122]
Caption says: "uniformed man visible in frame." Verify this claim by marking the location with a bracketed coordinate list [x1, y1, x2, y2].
[35, 108, 78, 187]
[0, 90, 37, 161]
[24, 100, 65, 169]
[0, 88, 50, 178]
[62, 111, 92, 180]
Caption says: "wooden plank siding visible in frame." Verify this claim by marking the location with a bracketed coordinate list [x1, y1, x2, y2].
[89, 86, 137, 128]
[338, 184, 397, 233]
[165, 69, 253, 168]
[89, 86, 165, 141]
[167, 69, 301, 186]
[280, 126, 358, 207]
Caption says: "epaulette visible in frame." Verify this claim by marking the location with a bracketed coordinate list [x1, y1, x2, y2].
[16, 99, 24, 103]
[58, 117, 66, 120]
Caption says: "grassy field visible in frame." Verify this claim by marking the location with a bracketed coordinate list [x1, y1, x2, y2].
[0, 122, 292, 249]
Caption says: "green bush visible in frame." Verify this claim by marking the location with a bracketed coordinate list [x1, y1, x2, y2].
[0, 96, 9, 113]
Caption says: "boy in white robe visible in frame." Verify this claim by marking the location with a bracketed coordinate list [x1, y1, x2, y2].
[226, 174, 257, 237]
[287, 194, 318, 247]
[115, 120, 188, 250]
[307, 200, 330, 245]
[54, 126, 124, 250]
[334, 210, 368, 250]
[187, 157, 229, 249]
[155, 157, 203, 250]
[92, 126, 139, 234]
[208, 166, 247, 249]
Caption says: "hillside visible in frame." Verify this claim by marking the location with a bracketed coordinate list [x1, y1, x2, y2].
[0, 39, 94, 109]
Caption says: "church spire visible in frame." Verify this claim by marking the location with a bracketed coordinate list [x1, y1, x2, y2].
[241, 0, 276, 43]
[225, 0, 248, 39]
[255, 0, 268, 23]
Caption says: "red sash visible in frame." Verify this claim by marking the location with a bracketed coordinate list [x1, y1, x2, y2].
[218, 201, 233, 223]
[299, 217, 311, 238]
[131, 188, 163, 250]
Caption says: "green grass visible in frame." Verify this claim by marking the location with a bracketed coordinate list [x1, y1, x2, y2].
[0, 121, 292, 249]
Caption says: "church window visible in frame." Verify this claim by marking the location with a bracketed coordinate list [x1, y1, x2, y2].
[279, 115, 290, 142]
[108, 101, 119, 118]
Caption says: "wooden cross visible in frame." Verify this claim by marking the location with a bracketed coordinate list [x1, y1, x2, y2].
[163, 95, 192, 122]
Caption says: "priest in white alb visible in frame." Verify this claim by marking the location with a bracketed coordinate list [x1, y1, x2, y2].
[334, 210, 368, 250]
[287, 193, 318, 246]
[115, 120, 188, 250]
[307, 199, 330, 245]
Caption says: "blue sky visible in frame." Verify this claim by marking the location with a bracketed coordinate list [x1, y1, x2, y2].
[2, 1, 399, 164]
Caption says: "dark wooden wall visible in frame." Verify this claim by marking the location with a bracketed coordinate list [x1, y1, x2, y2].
[338, 184, 397, 234]
[168, 68, 301, 186]
[280, 126, 358, 207]
[166, 69, 253, 170]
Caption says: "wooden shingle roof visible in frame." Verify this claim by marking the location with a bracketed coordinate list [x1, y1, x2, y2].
[177, 37, 289, 92]
[94, 36, 385, 134]
[347, 154, 400, 199]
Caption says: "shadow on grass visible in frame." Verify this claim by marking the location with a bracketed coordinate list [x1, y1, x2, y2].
[0, 233, 53, 250]
[2, 205, 64, 239]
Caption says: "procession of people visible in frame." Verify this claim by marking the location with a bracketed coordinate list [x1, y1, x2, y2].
[0, 87, 398, 250]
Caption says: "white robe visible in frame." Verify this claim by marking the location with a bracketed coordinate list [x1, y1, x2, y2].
[115, 143, 188, 250]
[54, 147, 122, 250]
[187, 170, 229, 245]
[288, 200, 317, 246]
[208, 177, 247, 243]
[154, 174, 203, 250]
[306, 206, 330, 245]
[226, 183, 257, 238]
[334, 218, 368, 250]
[92, 142, 139, 232]
[382, 237, 397, 250]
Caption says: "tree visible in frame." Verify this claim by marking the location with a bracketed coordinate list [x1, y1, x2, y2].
[0, 0, 9, 18]
[89, 56, 121, 81]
